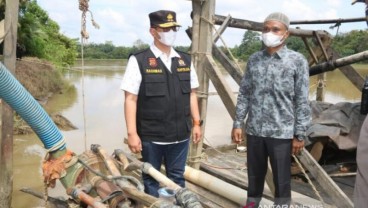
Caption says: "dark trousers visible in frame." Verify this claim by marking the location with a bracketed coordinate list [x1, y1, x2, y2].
[246, 134, 292, 207]
[141, 140, 189, 197]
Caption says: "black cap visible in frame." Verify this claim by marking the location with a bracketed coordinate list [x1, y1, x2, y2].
[149, 10, 181, 28]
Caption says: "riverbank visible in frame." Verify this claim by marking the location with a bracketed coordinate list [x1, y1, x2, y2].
[0, 57, 76, 133]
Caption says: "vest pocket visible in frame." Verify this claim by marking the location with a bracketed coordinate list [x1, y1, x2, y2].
[144, 74, 166, 96]
[140, 109, 165, 136]
[177, 72, 191, 94]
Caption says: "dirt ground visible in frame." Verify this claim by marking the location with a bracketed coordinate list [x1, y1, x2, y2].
[15, 57, 63, 100]
[1, 57, 76, 133]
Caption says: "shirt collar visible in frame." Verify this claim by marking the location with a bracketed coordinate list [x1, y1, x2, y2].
[262, 45, 288, 59]
[150, 43, 181, 59]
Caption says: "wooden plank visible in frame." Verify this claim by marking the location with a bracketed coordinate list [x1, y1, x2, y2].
[296, 148, 353, 207]
[203, 55, 237, 120]
[0, 1, 19, 207]
[213, 14, 231, 43]
[212, 45, 243, 84]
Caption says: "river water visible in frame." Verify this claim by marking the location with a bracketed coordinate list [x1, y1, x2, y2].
[12, 60, 367, 207]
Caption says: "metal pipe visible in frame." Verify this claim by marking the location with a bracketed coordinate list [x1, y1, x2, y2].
[67, 187, 106, 208]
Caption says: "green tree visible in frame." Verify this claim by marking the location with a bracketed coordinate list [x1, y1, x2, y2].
[234, 30, 262, 61]
[17, 0, 77, 66]
[285, 36, 309, 58]
[332, 30, 368, 58]
[175, 46, 190, 53]
[130, 39, 149, 54]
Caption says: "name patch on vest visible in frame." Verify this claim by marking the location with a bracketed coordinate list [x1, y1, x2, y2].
[146, 69, 163, 73]
[177, 67, 190, 72]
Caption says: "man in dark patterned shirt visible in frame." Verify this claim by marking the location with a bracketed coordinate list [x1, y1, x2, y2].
[231, 12, 311, 207]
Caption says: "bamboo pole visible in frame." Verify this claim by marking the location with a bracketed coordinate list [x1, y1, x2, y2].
[327, 47, 365, 91]
[184, 166, 274, 206]
[291, 17, 367, 25]
[309, 50, 368, 77]
[0, 0, 19, 207]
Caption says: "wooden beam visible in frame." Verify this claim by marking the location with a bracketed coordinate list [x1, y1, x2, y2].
[313, 31, 329, 102]
[290, 17, 367, 25]
[204, 55, 237, 120]
[308, 47, 365, 92]
[212, 45, 243, 85]
[214, 14, 332, 38]
[188, 0, 215, 169]
[328, 47, 365, 91]
[213, 14, 231, 43]
[0, 0, 19, 207]
[296, 148, 353, 207]
[301, 37, 318, 65]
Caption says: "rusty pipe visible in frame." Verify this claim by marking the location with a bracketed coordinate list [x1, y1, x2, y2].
[67, 186, 106, 208]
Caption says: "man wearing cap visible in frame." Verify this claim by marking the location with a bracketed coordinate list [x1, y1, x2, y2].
[121, 10, 202, 197]
[231, 12, 311, 206]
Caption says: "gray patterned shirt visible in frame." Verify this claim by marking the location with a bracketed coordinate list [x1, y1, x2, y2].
[233, 46, 311, 139]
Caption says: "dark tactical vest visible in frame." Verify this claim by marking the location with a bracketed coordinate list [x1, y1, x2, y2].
[134, 49, 192, 142]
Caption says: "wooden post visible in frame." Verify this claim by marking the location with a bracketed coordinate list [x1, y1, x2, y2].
[188, 0, 215, 169]
[0, 0, 19, 207]
[313, 32, 331, 102]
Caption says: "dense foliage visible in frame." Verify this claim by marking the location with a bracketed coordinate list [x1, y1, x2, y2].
[232, 30, 262, 61]
[0, 0, 77, 67]
[76, 40, 191, 59]
[17, 0, 77, 66]
[331, 30, 368, 59]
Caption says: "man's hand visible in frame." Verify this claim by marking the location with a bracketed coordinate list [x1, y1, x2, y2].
[192, 125, 202, 144]
[231, 128, 243, 144]
[127, 133, 142, 154]
[292, 138, 305, 155]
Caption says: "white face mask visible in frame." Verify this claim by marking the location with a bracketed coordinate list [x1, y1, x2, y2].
[262, 32, 285, 48]
[158, 30, 177, 47]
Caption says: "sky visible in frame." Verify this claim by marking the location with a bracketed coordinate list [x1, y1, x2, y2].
[37, 0, 367, 47]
